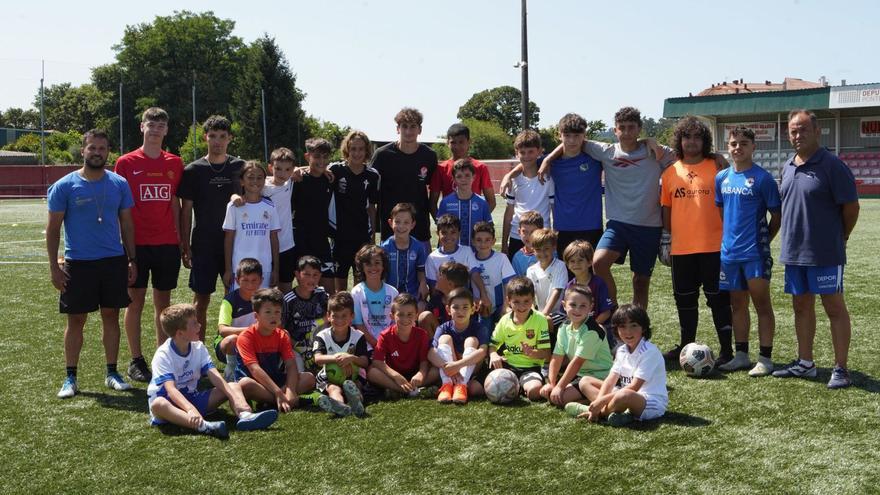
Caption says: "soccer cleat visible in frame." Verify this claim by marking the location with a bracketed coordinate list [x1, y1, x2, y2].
[715, 353, 734, 368]
[201, 420, 229, 439]
[663, 345, 683, 362]
[57, 376, 78, 399]
[452, 383, 468, 405]
[564, 402, 590, 418]
[437, 383, 454, 404]
[771, 359, 817, 378]
[342, 380, 365, 417]
[827, 366, 852, 389]
[748, 356, 774, 377]
[607, 411, 634, 427]
[317, 395, 351, 417]
[416, 385, 439, 399]
[718, 351, 751, 372]
[236, 410, 278, 431]
[127, 359, 152, 383]
[298, 391, 323, 406]
[105, 372, 133, 391]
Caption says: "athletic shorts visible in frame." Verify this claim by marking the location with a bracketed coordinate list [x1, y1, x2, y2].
[557, 229, 603, 260]
[507, 237, 526, 262]
[611, 387, 666, 421]
[331, 238, 371, 279]
[59, 256, 130, 313]
[293, 234, 334, 276]
[784, 265, 844, 295]
[501, 363, 544, 387]
[131, 244, 180, 290]
[278, 247, 297, 285]
[596, 221, 663, 276]
[149, 388, 214, 426]
[189, 244, 226, 295]
[671, 252, 724, 297]
[720, 257, 772, 291]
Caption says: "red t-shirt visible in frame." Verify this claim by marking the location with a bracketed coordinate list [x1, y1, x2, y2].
[372, 324, 430, 375]
[236, 324, 295, 368]
[114, 148, 184, 246]
[430, 157, 493, 197]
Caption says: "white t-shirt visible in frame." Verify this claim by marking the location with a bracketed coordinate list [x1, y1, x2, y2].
[473, 251, 516, 318]
[351, 282, 399, 346]
[426, 244, 477, 286]
[610, 338, 668, 405]
[262, 180, 294, 251]
[148, 339, 214, 398]
[506, 174, 555, 239]
[222, 198, 281, 288]
[526, 258, 568, 313]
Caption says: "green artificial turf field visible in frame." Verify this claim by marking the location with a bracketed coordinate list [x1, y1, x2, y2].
[1, 197, 878, 494]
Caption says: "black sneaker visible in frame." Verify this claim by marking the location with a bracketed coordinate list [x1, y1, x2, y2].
[663, 345, 683, 361]
[127, 358, 152, 383]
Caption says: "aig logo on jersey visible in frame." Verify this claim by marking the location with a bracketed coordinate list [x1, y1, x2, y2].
[139, 184, 171, 201]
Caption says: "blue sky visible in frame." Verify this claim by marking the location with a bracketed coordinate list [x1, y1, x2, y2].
[3, 0, 877, 141]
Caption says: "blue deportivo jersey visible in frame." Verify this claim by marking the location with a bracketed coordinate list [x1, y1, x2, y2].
[380, 236, 428, 296]
[438, 192, 492, 246]
[715, 164, 781, 262]
[546, 153, 603, 231]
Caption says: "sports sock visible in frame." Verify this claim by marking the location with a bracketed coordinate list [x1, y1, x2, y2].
[131, 355, 145, 364]
[196, 420, 209, 432]
[106, 363, 117, 375]
[678, 308, 698, 346]
[715, 325, 733, 357]
[66, 366, 77, 379]
[799, 358, 814, 367]
[437, 344, 454, 385]
[238, 411, 255, 420]
[759, 346, 772, 359]
[461, 347, 476, 383]
[735, 342, 749, 354]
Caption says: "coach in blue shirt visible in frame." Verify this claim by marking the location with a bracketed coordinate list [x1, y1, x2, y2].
[771, 109, 859, 388]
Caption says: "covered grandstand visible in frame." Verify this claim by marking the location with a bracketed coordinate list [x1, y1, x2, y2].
[663, 79, 880, 194]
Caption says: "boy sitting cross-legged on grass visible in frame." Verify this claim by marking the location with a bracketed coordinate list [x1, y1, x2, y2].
[148, 303, 278, 438]
[541, 285, 613, 408]
[235, 288, 317, 413]
[428, 287, 490, 404]
[367, 293, 439, 399]
[488, 277, 551, 402]
[313, 291, 370, 417]
[214, 257, 262, 381]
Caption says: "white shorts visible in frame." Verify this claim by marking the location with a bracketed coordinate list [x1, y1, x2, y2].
[613, 386, 667, 421]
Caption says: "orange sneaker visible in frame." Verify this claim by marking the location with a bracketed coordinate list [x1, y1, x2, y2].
[437, 383, 454, 403]
[452, 383, 468, 404]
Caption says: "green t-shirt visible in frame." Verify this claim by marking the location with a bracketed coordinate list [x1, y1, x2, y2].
[553, 319, 613, 379]
[491, 311, 551, 369]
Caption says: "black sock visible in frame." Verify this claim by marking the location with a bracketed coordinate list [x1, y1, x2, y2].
[716, 326, 733, 357]
[735, 342, 749, 354]
[759, 346, 773, 359]
[66, 366, 77, 379]
[678, 308, 698, 347]
[106, 363, 117, 375]
[131, 355, 145, 364]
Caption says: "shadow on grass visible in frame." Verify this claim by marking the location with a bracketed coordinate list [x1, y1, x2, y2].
[816, 368, 880, 393]
[80, 388, 148, 413]
[626, 410, 712, 430]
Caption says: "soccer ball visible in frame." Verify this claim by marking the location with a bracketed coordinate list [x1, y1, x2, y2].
[325, 363, 361, 385]
[484, 369, 520, 404]
[679, 342, 716, 377]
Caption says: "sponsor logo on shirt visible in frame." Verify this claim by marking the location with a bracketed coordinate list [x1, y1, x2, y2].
[419, 166, 429, 181]
[132, 170, 144, 175]
[673, 187, 712, 198]
[686, 171, 698, 183]
[408, 251, 417, 261]
[471, 202, 480, 211]
[139, 184, 171, 201]
[526, 329, 535, 340]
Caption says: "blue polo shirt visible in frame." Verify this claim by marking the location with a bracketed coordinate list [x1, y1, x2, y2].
[47, 170, 134, 260]
[779, 148, 857, 266]
[715, 164, 781, 263]
[438, 192, 492, 246]
[380, 236, 428, 295]
[545, 152, 603, 231]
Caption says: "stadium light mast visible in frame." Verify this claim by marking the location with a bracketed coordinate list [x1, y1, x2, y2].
[520, 0, 529, 131]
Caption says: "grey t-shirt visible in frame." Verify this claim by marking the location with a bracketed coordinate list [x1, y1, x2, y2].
[583, 141, 675, 227]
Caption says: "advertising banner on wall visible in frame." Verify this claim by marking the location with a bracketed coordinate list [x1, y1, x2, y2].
[860, 117, 880, 138]
[722, 122, 777, 142]
[830, 83, 880, 109]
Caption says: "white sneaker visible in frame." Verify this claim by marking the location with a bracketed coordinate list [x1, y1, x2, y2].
[718, 351, 751, 372]
[105, 372, 133, 391]
[748, 356, 774, 377]
[57, 376, 78, 399]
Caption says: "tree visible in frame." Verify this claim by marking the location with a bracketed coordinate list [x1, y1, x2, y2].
[458, 86, 540, 136]
[304, 116, 350, 161]
[232, 35, 308, 161]
[3, 130, 84, 164]
[178, 120, 241, 163]
[1, 107, 40, 129]
[34, 83, 112, 134]
[641, 116, 678, 146]
[92, 11, 246, 153]
[537, 119, 607, 152]
[461, 119, 513, 159]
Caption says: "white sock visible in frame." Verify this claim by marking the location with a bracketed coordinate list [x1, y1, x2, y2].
[461, 347, 476, 383]
[238, 411, 254, 420]
[437, 344, 453, 385]
[799, 359, 814, 367]
[196, 419, 209, 432]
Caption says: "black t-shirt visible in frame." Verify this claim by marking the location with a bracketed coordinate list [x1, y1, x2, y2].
[291, 173, 332, 238]
[370, 142, 437, 242]
[177, 156, 244, 247]
[328, 162, 380, 241]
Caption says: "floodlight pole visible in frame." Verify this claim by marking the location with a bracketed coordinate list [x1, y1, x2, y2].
[118, 82, 123, 156]
[520, 0, 529, 131]
[261, 88, 268, 163]
[40, 60, 46, 165]
[192, 71, 197, 162]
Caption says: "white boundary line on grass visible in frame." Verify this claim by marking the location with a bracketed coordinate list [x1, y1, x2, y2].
[0, 261, 48, 264]
[0, 220, 45, 226]
[0, 239, 44, 245]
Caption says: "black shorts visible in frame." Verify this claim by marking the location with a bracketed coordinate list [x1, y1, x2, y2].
[293, 233, 334, 276]
[131, 244, 180, 290]
[507, 237, 525, 262]
[59, 255, 131, 313]
[556, 229, 603, 259]
[278, 247, 297, 284]
[332, 238, 370, 279]
[671, 252, 724, 297]
[189, 244, 226, 295]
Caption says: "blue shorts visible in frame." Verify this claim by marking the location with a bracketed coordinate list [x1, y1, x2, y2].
[720, 258, 772, 291]
[784, 265, 845, 295]
[148, 388, 214, 426]
[596, 220, 663, 276]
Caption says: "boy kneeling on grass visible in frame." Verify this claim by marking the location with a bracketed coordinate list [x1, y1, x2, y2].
[147, 304, 278, 438]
